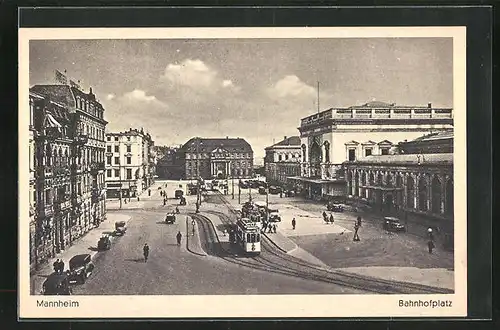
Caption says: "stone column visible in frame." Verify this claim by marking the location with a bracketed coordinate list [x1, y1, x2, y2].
[414, 174, 419, 211]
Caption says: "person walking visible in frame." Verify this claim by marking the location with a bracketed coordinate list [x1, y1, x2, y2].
[53, 259, 60, 273]
[353, 221, 360, 241]
[428, 239, 435, 253]
[273, 223, 277, 234]
[176, 231, 182, 246]
[262, 221, 268, 233]
[329, 214, 334, 224]
[148, 189, 151, 196]
[143, 243, 150, 262]
[357, 216, 362, 227]
[292, 218, 296, 230]
[59, 259, 65, 273]
[323, 211, 328, 223]
[428, 227, 434, 241]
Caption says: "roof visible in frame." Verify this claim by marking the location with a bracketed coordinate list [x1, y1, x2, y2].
[407, 130, 454, 143]
[266, 136, 301, 149]
[30, 85, 76, 109]
[347, 153, 453, 165]
[181, 137, 253, 153]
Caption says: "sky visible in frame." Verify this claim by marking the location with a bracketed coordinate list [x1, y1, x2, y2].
[29, 38, 453, 163]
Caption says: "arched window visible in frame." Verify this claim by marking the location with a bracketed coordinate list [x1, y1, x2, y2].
[406, 176, 415, 208]
[310, 142, 321, 164]
[418, 176, 428, 211]
[431, 176, 442, 213]
[445, 178, 454, 215]
[301, 144, 306, 161]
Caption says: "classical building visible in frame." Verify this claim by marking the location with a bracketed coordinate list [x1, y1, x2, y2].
[29, 74, 108, 271]
[343, 131, 454, 222]
[177, 137, 254, 180]
[105, 128, 155, 199]
[264, 136, 301, 186]
[289, 101, 454, 201]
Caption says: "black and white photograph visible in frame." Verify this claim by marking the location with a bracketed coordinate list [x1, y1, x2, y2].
[19, 27, 467, 318]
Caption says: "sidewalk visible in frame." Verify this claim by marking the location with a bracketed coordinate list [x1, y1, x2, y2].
[31, 213, 131, 295]
[186, 215, 206, 256]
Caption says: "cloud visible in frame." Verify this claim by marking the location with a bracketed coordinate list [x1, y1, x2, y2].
[106, 93, 115, 100]
[267, 75, 316, 99]
[123, 89, 162, 103]
[160, 59, 241, 93]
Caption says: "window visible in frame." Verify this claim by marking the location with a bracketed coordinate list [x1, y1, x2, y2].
[126, 156, 131, 164]
[126, 145, 131, 152]
[106, 169, 112, 177]
[107, 146, 111, 152]
[348, 149, 356, 161]
[278, 155, 282, 161]
[365, 148, 372, 157]
[114, 136, 119, 141]
[107, 136, 110, 141]
[381, 148, 389, 155]
[107, 156, 112, 165]
[114, 145, 119, 152]
[285, 154, 289, 160]
[114, 169, 120, 177]
[126, 169, 132, 179]
[114, 157, 119, 165]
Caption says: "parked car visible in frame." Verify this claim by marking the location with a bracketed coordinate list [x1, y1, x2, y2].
[239, 181, 248, 189]
[268, 209, 281, 222]
[327, 203, 344, 212]
[285, 190, 296, 197]
[67, 254, 95, 284]
[248, 180, 260, 189]
[165, 213, 176, 224]
[97, 234, 111, 251]
[42, 272, 72, 295]
[258, 187, 266, 195]
[383, 217, 406, 232]
[115, 221, 127, 235]
[175, 189, 184, 199]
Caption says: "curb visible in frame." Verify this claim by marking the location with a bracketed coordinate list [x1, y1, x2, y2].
[261, 231, 297, 254]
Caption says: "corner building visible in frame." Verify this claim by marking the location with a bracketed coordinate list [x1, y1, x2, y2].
[29, 82, 108, 271]
[178, 137, 253, 180]
[290, 101, 453, 200]
[264, 136, 302, 186]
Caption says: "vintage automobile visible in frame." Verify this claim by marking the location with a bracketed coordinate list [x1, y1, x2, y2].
[268, 209, 281, 222]
[327, 203, 345, 212]
[115, 221, 127, 235]
[42, 272, 72, 295]
[258, 187, 266, 195]
[165, 213, 176, 224]
[285, 189, 296, 197]
[383, 216, 406, 232]
[175, 189, 184, 199]
[179, 196, 187, 205]
[67, 254, 95, 284]
[97, 234, 111, 251]
[268, 186, 282, 194]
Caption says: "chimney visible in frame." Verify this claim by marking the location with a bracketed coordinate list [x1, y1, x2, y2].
[284, 136, 287, 140]
[89, 87, 93, 94]
[428, 102, 432, 108]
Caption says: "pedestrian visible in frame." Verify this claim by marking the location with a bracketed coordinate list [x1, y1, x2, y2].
[428, 227, 434, 241]
[124, 199, 127, 204]
[353, 221, 360, 241]
[137, 196, 140, 202]
[163, 198, 166, 206]
[357, 216, 362, 227]
[53, 259, 60, 273]
[192, 226, 196, 237]
[176, 231, 182, 246]
[292, 218, 296, 230]
[428, 239, 435, 253]
[329, 214, 334, 224]
[143, 243, 150, 262]
[262, 221, 268, 233]
[148, 189, 151, 196]
[160, 190, 163, 197]
[273, 223, 277, 234]
[322, 211, 328, 223]
[59, 259, 65, 273]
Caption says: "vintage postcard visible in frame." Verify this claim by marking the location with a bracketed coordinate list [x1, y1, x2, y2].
[19, 26, 467, 318]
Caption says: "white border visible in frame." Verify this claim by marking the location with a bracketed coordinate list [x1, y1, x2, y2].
[19, 27, 467, 318]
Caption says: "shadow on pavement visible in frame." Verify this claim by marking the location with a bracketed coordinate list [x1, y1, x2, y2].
[124, 258, 146, 263]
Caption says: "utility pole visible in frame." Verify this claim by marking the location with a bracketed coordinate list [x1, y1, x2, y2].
[317, 81, 320, 113]
[238, 178, 241, 204]
[232, 175, 234, 199]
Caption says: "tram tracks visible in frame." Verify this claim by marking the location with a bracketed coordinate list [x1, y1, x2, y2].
[199, 192, 452, 295]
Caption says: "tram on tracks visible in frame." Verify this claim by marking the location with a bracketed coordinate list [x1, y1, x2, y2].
[233, 218, 261, 255]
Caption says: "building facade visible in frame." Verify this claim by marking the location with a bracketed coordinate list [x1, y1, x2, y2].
[29, 77, 108, 272]
[105, 128, 155, 199]
[290, 101, 454, 201]
[154, 146, 182, 179]
[343, 131, 454, 223]
[177, 137, 254, 180]
[264, 136, 301, 186]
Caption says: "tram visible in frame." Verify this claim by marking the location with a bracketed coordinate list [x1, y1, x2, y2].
[234, 218, 261, 255]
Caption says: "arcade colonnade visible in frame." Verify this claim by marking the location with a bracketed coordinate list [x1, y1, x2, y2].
[346, 167, 454, 218]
